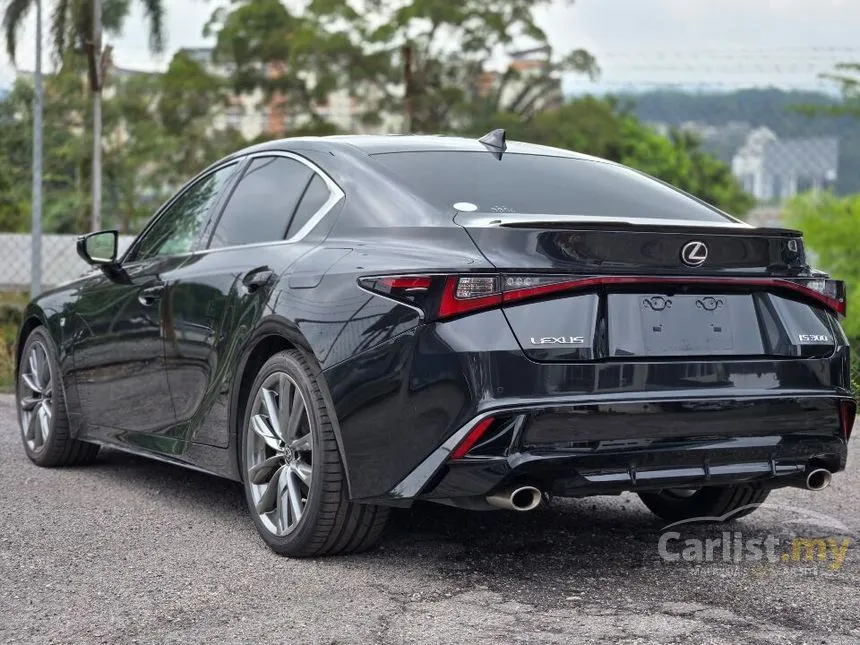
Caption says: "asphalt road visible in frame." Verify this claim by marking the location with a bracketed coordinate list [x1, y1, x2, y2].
[1, 393, 858, 645]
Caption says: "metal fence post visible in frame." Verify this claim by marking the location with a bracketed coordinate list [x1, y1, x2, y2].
[31, 0, 43, 299]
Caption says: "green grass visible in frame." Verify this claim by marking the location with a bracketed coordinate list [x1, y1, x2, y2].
[0, 324, 15, 392]
[0, 297, 23, 392]
[852, 349, 860, 398]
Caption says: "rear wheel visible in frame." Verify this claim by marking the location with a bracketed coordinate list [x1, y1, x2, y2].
[17, 327, 99, 467]
[241, 349, 388, 556]
[638, 485, 770, 523]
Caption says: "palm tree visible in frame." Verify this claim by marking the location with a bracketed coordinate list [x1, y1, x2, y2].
[2, 0, 165, 231]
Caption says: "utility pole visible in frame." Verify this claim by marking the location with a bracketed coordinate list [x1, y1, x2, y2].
[402, 45, 413, 133]
[91, 0, 103, 232]
[30, 0, 43, 298]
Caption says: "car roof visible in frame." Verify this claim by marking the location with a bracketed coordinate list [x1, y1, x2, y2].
[232, 134, 600, 161]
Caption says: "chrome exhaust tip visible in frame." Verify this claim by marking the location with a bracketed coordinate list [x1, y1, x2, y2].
[805, 468, 832, 491]
[486, 485, 543, 512]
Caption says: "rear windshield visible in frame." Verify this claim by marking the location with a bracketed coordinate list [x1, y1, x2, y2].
[371, 151, 732, 222]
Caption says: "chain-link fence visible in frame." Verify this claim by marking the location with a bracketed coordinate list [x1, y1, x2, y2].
[0, 234, 135, 293]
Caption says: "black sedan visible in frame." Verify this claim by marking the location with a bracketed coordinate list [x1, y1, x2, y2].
[15, 131, 855, 556]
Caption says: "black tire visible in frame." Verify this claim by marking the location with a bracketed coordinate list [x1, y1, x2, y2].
[240, 349, 388, 557]
[638, 485, 770, 523]
[16, 326, 100, 467]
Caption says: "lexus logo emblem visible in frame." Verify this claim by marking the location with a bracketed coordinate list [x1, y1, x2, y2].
[681, 241, 708, 267]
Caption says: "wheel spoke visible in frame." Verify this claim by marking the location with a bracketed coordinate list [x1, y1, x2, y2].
[37, 405, 50, 446]
[286, 469, 303, 523]
[275, 466, 291, 531]
[24, 410, 37, 441]
[261, 387, 285, 442]
[285, 392, 305, 440]
[255, 464, 286, 515]
[293, 461, 312, 487]
[42, 401, 52, 422]
[37, 347, 50, 389]
[248, 455, 283, 485]
[21, 373, 41, 395]
[290, 433, 311, 453]
[20, 396, 40, 412]
[28, 350, 42, 391]
[251, 414, 281, 451]
[277, 376, 292, 440]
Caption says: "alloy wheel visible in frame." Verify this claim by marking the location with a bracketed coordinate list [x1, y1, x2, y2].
[19, 341, 54, 454]
[245, 372, 314, 537]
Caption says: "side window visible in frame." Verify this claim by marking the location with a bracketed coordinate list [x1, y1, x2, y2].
[287, 174, 331, 239]
[132, 164, 237, 262]
[209, 156, 313, 249]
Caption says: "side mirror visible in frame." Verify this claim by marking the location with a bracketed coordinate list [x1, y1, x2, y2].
[77, 230, 119, 266]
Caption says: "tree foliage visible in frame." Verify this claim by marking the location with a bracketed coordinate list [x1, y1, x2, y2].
[305, 0, 596, 132]
[0, 51, 241, 233]
[786, 192, 860, 342]
[0, 0, 754, 233]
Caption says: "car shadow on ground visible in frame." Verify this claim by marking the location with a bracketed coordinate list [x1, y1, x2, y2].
[89, 446, 678, 577]
[85, 447, 826, 584]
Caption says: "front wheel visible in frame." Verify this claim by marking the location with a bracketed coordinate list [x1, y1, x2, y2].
[638, 485, 770, 523]
[240, 349, 388, 557]
[17, 326, 99, 467]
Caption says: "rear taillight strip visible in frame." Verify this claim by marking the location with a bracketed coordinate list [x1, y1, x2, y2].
[360, 273, 846, 321]
[500, 276, 845, 317]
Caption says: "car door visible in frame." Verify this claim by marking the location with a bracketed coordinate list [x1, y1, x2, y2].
[67, 162, 240, 438]
[159, 152, 343, 447]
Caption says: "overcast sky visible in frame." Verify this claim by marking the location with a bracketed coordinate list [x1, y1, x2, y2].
[1, 0, 856, 92]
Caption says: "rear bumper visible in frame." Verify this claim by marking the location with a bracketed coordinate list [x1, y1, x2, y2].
[324, 309, 853, 503]
[390, 393, 853, 504]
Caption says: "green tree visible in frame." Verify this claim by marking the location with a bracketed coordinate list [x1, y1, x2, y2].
[103, 51, 245, 232]
[0, 50, 241, 235]
[205, 0, 366, 133]
[786, 192, 860, 342]
[309, 0, 596, 132]
[0, 70, 90, 233]
[2, 0, 166, 230]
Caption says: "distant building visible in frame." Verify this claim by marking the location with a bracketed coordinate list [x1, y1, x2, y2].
[731, 127, 838, 202]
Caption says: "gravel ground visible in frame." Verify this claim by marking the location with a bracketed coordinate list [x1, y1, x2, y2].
[1, 393, 858, 644]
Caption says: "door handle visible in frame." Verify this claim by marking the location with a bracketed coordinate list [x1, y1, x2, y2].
[138, 284, 165, 306]
[242, 267, 274, 293]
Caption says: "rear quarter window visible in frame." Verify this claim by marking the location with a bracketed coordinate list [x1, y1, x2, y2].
[370, 151, 732, 222]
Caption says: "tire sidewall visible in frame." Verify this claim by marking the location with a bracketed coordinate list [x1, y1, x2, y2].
[240, 350, 330, 552]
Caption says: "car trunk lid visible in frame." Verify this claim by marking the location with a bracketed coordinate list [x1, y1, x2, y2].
[454, 212, 808, 276]
[453, 213, 839, 362]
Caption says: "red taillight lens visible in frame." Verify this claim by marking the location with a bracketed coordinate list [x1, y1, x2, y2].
[840, 400, 856, 440]
[359, 273, 848, 321]
[377, 276, 432, 290]
[450, 417, 495, 460]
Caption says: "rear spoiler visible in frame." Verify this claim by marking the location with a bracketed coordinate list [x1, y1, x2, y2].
[453, 212, 802, 238]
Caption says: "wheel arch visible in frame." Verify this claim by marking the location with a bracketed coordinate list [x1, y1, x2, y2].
[229, 316, 353, 496]
[15, 310, 49, 375]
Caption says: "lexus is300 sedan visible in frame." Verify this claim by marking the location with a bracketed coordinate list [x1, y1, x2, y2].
[15, 132, 855, 556]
